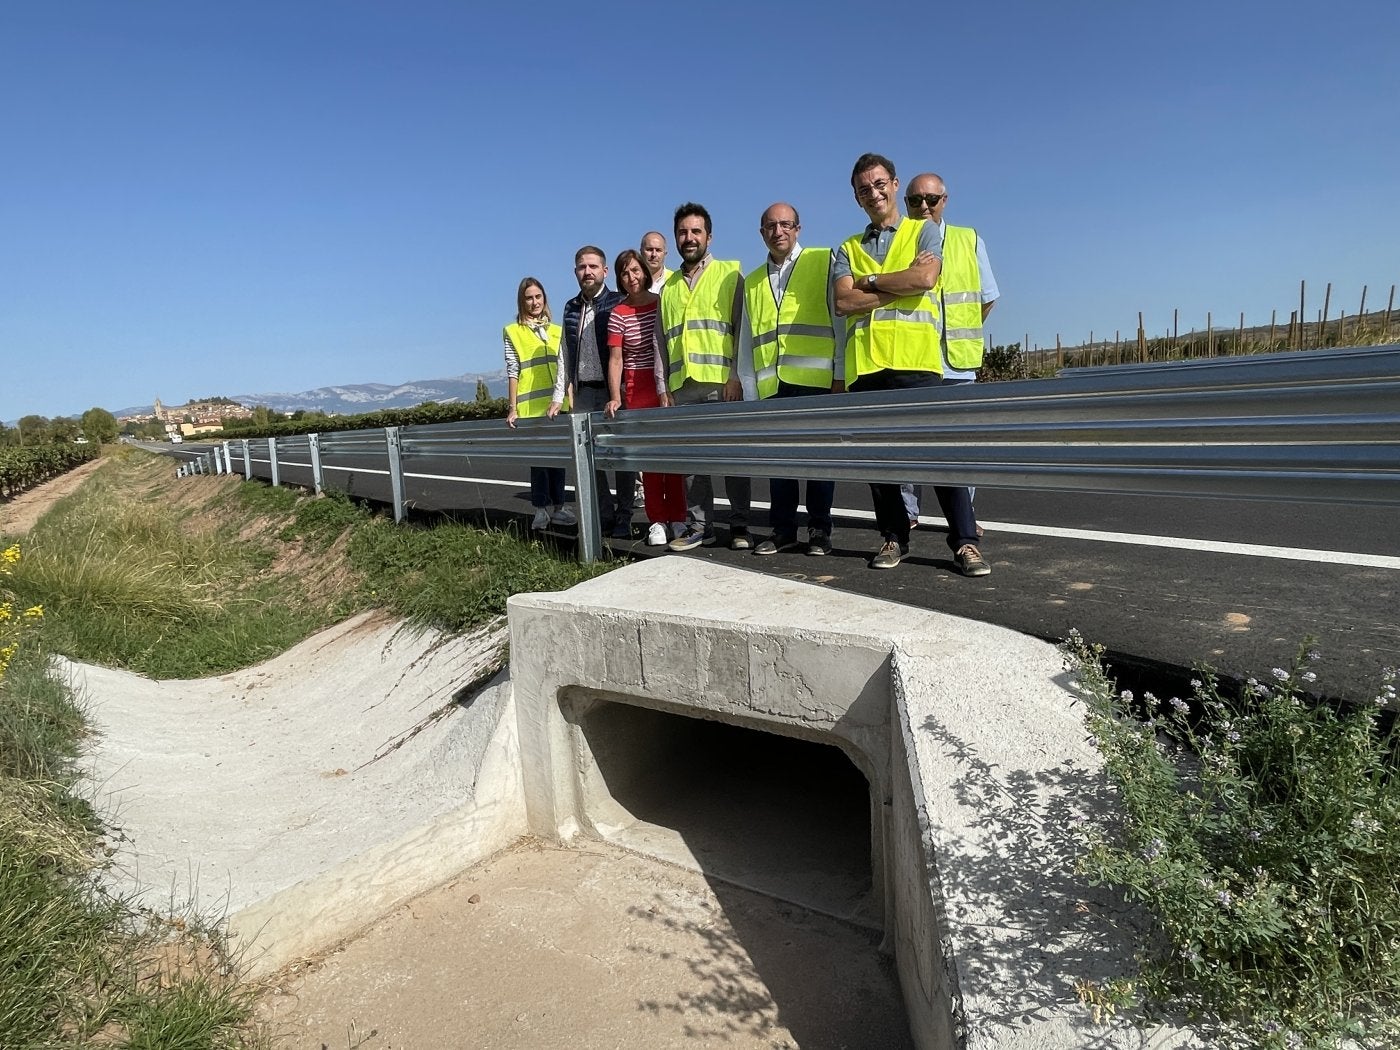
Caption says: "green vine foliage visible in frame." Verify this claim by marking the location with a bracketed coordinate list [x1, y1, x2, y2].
[0, 445, 98, 500]
[1066, 632, 1400, 1048]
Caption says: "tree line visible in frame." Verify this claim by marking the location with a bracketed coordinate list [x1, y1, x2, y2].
[0, 408, 120, 448]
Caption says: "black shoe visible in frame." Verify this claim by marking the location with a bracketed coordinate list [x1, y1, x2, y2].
[806, 531, 832, 556]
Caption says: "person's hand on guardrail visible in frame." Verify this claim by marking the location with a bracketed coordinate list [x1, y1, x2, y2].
[546, 400, 563, 419]
[604, 399, 621, 418]
[723, 376, 743, 402]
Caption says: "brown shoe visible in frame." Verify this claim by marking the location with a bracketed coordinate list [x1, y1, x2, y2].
[954, 544, 991, 577]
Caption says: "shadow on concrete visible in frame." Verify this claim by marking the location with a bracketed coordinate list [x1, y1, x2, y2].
[919, 713, 1203, 1048]
[580, 707, 912, 1048]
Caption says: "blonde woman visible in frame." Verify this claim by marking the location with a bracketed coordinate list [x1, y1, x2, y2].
[504, 277, 574, 530]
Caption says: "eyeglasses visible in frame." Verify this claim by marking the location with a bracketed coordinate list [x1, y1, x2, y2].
[905, 193, 945, 209]
[855, 179, 891, 201]
[760, 220, 798, 233]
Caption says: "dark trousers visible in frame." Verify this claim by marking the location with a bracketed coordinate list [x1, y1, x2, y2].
[573, 383, 637, 525]
[767, 380, 835, 536]
[849, 369, 979, 551]
[529, 466, 565, 508]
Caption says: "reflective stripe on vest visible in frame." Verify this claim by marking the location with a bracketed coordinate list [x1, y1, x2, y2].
[660, 260, 741, 391]
[840, 220, 941, 384]
[937, 224, 985, 370]
[743, 248, 836, 399]
[504, 322, 562, 419]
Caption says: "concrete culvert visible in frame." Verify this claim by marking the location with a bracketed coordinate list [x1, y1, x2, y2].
[565, 694, 880, 928]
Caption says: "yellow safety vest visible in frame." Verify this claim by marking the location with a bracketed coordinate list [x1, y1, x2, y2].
[743, 249, 836, 399]
[503, 322, 562, 418]
[937, 224, 985, 370]
[660, 260, 741, 391]
[840, 219, 942, 384]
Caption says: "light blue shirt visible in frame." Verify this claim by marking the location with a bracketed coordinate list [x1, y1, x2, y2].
[932, 220, 999, 381]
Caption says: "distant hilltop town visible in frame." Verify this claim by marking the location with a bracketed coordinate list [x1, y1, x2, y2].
[116, 397, 255, 441]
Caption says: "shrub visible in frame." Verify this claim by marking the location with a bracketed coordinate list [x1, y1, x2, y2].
[1067, 632, 1400, 1048]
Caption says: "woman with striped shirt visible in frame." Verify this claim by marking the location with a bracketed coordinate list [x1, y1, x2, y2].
[606, 249, 686, 545]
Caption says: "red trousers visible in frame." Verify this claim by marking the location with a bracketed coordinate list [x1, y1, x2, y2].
[623, 369, 687, 524]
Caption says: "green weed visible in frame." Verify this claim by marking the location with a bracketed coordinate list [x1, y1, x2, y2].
[1068, 632, 1400, 1048]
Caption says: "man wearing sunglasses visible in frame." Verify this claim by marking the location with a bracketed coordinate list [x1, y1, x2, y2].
[900, 172, 1000, 533]
[832, 152, 989, 577]
[734, 201, 845, 557]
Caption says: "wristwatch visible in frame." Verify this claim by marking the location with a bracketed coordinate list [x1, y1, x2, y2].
[865, 273, 878, 291]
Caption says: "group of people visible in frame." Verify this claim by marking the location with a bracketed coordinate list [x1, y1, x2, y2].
[502, 151, 998, 577]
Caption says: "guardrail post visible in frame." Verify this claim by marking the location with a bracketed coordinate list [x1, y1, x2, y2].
[385, 427, 405, 523]
[570, 413, 602, 564]
[241, 440, 251, 478]
[213, 446, 224, 475]
[309, 433, 324, 495]
[222, 441, 232, 476]
[269, 437, 280, 487]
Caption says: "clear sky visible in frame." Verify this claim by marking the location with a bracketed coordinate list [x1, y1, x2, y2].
[3, 0, 1397, 421]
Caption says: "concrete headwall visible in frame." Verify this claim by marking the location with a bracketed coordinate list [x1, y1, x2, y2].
[508, 558, 1198, 1050]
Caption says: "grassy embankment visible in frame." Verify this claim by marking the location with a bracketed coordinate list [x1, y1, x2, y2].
[0, 446, 609, 1046]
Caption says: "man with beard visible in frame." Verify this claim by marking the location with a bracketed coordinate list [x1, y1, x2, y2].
[548, 245, 637, 538]
[832, 152, 989, 576]
[659, 202, 753, 552]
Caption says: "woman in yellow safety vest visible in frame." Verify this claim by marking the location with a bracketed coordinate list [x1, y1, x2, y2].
[504, 277, 575, 531]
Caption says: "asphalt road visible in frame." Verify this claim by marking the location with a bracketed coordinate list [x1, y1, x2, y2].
[163, 442, 1398, 705]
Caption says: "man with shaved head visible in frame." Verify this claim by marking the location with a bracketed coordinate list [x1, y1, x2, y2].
[640, 231, 672, 292]
[900, 171, 1000, 530]
[735, 201, 844, 556]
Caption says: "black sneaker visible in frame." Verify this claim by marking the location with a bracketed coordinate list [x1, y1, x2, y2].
[806, 531, 832, 556]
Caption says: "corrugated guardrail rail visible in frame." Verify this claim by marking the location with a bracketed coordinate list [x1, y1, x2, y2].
[177, 343, 1400, 562]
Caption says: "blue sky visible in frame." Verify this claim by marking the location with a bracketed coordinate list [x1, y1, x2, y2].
[3, 1, 1397, 421]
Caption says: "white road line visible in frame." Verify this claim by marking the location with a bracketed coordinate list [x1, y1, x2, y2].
[251, 466, 1400, 570]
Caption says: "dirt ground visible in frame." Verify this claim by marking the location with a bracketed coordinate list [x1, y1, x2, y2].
[0, 455, 107, 536]
[258, 838, 912, 1050]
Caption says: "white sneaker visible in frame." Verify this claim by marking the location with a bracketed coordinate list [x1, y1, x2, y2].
[530, 508, 550, 531]
[647, 522, 668, 546]
[550, 505, 577, 526]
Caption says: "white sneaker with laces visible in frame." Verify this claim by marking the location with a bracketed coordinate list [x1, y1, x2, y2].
[530, 508, 550, 531]
[550, 505, 577, 526]
[646, 522, 668, 546]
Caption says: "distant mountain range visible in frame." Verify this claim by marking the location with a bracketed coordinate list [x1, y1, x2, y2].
[113, 370, 511, 419]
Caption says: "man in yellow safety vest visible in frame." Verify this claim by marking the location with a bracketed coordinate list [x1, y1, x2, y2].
[735, 201, 844, 557]
[832, 152, 989, 577]
[899, 171, 1000, 532]
[661, 202, 753, 553]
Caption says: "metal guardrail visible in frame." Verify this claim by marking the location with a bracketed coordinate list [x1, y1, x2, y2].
[173, 343, 1400, 562]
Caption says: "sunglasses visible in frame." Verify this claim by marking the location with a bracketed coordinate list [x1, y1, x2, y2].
[905, 193, 945, 209]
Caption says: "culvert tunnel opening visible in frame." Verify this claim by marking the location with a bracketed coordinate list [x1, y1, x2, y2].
[571, 698, 878, 927]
